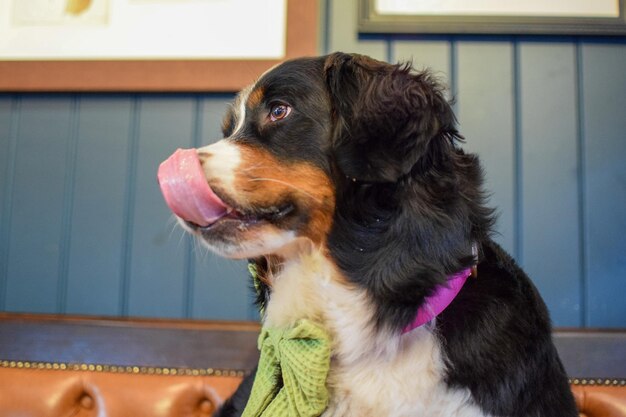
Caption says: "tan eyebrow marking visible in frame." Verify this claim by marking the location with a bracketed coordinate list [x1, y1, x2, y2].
[247, 86, 265, 109]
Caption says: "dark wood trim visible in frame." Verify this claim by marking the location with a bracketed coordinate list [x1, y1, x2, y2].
[0, 313, 260, 371]
[555, 327, 626, 334]
[0, 312, 260, 331]
[0, 0, 319, 92]
[2, 314, 624, 379]
[553, 328, 626, 379]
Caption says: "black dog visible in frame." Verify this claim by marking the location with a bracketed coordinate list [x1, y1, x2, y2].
[158, 52, 578, 416]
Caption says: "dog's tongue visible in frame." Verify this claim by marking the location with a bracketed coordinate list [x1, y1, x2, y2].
[158, 148, 228, 227]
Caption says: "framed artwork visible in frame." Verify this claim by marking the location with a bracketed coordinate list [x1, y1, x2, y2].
[359, 0, 626, 35]
[0, 0, 318, 92]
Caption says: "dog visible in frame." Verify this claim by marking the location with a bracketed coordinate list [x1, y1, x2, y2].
[157, 52, 578, 417]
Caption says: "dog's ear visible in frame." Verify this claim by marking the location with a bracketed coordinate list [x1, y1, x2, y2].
[324, 52, 458, 183]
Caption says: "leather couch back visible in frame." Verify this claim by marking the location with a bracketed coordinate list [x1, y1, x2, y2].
[555, 329, 626, 416]
[572, 385, 626, 417]
[0, 314, 624, 416]
[0, 313, 259, 416]
[0, 366, 243, 417]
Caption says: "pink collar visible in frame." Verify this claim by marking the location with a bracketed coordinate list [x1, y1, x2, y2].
[402, 268, 472, 334]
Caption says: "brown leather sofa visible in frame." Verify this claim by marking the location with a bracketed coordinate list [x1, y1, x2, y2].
[554, 329, 626, 417]
[0, 313, 624, 417]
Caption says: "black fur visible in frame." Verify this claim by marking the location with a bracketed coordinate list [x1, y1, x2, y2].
[229, 57, 333, 172]
[439, 241, 576, 416]
[214, 368, 257, 417]
[325, 53, 494, 332]
[214, 52, 577, 416]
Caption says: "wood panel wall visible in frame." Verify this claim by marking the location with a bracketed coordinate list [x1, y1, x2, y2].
[1, 0, 624, 326]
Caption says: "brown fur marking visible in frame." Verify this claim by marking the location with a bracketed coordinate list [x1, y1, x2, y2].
[235, 145, 335, 246]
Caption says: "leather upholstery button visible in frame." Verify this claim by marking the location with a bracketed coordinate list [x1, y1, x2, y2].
[80, 394, 94, 409]
[199, 399, 213, 414]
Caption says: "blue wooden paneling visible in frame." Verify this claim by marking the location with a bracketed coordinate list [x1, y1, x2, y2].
[1, 4, 625, 327]
[328, 0, 386, 59]
[392, 40, 451, 84]
[519, 42, 581, 326]
[581, 43, 626, 327]
[4, 96, 73, 313]
[191, 96, 253, 321]
[0, 96, 16, 309]
[65, 96, 133, 316]
[192, 250, 252, 320]
[127, 96, 196, 318]
[456, 41, 516, 256]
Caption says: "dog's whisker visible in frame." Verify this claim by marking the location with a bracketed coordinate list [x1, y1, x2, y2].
[189, 235, 209, 261]
[166, 216, 183, 241]
[197, 238, 212, 261]
[240, 162, 269, 173]
[177, 228, 189, 249]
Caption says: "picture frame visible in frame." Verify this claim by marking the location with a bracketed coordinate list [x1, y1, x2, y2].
[0, 0, 318, 92]
[359, 0, 626, 36]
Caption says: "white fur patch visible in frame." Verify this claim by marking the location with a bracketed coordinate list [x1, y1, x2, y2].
[208, 229, 298, 260]
[197, 140, 241, 193]
[264, 250, 491, 417]
[233, 84, 252, 135]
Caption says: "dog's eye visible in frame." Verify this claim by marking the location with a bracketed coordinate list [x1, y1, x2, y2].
[269, 103, 291, 122]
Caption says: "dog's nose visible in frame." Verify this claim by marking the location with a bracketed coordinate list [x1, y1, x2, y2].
[157, 148, 228, 227]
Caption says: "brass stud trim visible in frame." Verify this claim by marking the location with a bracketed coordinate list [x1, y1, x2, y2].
[4, 359, 621, 386]
[568, 377, 626, 386]
[0, 359, 247, 378]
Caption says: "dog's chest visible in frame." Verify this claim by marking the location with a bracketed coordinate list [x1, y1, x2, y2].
[263, 252, 488, 417]
[322, 331, 489, 417]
